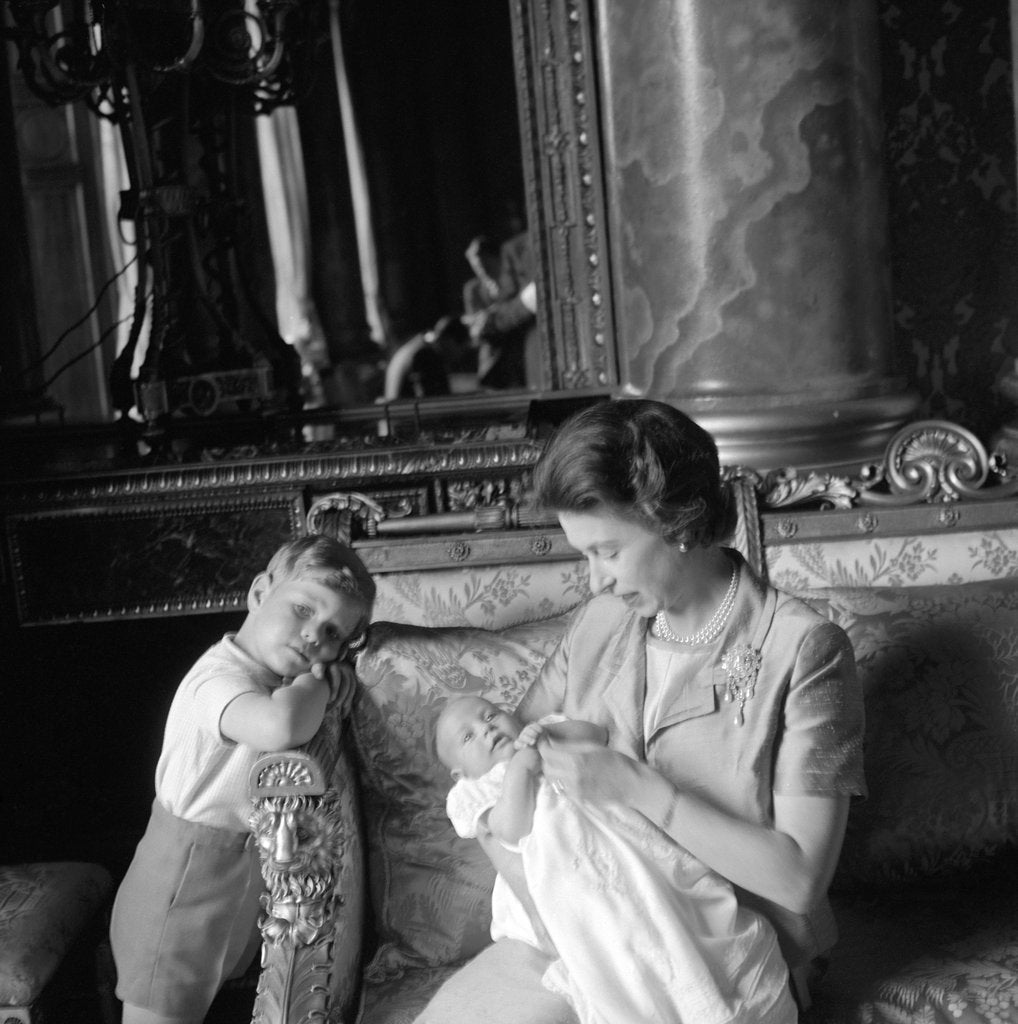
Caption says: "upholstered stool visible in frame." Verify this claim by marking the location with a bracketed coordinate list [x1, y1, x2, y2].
[0, 861, 115, 1024]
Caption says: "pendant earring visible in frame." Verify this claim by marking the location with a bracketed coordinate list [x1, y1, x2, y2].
[678, 541, 689, 553]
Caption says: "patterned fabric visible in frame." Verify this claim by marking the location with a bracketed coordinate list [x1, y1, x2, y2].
[370, 562, 589, 629]
[351, 614, 574, 979]
[320, 739, 367, 1023]
[0, 861, 113, 1006]
[797, 578, 1018, 891]
[765, 527, 1018, 592]
[811, 883, 1018, 1024]
[876, 1, 1016, 441]
[358, 965, 460, 1024]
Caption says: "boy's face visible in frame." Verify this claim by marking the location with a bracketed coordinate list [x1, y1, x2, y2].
[436, 696, 520, 780]
[238, 571, 365, 678]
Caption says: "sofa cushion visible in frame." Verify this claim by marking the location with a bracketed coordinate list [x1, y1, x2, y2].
[813, 877, 1018, 1023]
[799, 578, 1018, 891]
[371, 562, 590, 629]
[351, 613, 573, 979]
[358, 965, 460, 1024]
[0, 861, 113, 1006]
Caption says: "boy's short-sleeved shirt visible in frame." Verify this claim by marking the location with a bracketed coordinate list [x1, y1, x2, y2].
[155, 634, 279, 831]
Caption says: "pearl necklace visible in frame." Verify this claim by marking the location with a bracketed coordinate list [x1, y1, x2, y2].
[654, 563, 740, 646]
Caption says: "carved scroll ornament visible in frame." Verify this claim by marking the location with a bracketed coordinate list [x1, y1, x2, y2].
[761, 418, 1018, 510]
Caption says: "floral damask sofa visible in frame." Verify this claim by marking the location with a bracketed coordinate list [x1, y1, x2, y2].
[247, 498, 1018, 1024]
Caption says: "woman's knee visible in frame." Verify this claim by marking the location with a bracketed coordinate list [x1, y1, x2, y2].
[415, 940, 575, 1024]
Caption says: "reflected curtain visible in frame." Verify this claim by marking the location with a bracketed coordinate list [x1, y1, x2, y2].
[255, 106, 321, 351]
[254, 1, 387, 364]
[324, 0, 525, 342]
[0, 38, 40, 406]
[328, 0, 384, 346]
[97, 117, 149, 388]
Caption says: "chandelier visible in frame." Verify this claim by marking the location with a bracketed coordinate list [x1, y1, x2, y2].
[1, 0, 323, 431]
[3, 0, 318, 109]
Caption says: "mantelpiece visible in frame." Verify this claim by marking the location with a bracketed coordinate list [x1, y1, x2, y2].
[2, 415, 1017, 627]
[0, 429, 553, 625]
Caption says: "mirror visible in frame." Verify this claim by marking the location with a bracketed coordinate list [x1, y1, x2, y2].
[0, 0, 617, 452]
[295, 1, 533, 402]
[511, 0, 617, 396]
[296, 0, 619, 412]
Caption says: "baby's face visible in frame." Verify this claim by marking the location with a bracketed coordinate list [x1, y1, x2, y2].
[437, 697, 521, 779]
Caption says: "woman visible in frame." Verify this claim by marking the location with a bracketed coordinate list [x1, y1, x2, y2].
[417, 399, 865, 1024]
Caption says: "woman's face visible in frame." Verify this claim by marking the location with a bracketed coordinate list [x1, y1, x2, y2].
[558, 509, 685, 617]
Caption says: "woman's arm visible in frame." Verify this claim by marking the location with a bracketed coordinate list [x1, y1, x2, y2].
[539, 718, 607, 747]
[632, 757, 849, 913]
[539, 740, 848, 914]
[670, 784, 850, 915]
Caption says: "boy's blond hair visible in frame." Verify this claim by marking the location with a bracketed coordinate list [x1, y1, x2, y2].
[265, 535, 376, 618]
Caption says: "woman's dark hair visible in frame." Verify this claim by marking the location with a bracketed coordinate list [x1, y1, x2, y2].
[530, 399, 730, 547]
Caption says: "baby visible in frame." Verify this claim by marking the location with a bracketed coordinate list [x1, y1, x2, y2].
[435, 694, 605, 847]
[435, 695, 797, 1024]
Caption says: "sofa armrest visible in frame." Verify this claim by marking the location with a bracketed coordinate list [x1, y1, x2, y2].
[247, 719, 366, 1024]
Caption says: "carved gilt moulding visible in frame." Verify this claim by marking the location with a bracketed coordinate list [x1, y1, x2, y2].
[2, 419, 1015, 625]
[758, 419, 1018, 545]
[511, 0, 616, 390]
[0, 436, 551, 625]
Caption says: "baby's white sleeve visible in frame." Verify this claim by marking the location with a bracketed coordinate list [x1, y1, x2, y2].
[446, 779, 488, 838]
[446, 763, 507, 838]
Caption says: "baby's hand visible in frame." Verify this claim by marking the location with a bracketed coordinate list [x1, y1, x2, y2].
[513, 744, 542, 775]
[514, 722, 545, 749]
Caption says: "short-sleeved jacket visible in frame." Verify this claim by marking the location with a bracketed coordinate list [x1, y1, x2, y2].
[517, 552, 866, 967]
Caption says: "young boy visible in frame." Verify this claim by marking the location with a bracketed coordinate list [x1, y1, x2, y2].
[110, 535, 375, 1024]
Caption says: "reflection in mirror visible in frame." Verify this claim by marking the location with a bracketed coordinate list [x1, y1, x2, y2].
[1, 0, 613, 469]
[260, 0, 541, 411]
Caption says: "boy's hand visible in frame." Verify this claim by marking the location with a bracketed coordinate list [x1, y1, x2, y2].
[311, 659, 358, 717]
[514, 722, 545, 749]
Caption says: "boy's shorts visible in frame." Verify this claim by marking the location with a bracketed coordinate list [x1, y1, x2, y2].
[110, 799, 263, 1018]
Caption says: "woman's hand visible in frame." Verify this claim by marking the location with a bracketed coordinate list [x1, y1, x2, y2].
[512, 744, 542, 776]
[538, 737, 650, 809]
[514, 721, 546, 749]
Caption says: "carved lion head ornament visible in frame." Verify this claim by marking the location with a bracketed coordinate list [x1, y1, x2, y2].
[249, 753, 349, 946]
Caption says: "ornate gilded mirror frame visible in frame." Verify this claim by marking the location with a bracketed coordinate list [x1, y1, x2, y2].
[510, 0, 617, 392]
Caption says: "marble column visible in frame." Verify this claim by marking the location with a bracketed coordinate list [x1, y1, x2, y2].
[595, 0, 917, 471]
